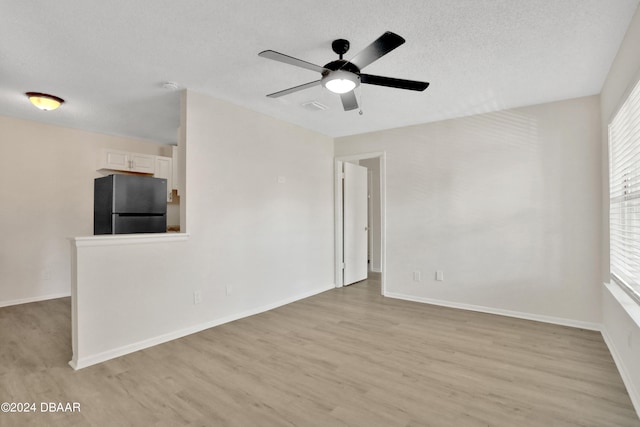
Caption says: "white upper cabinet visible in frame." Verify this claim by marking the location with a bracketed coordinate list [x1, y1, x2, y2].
[102, 150, 129, 170]
[128, 152, 155, 174]
[99, 149, 156, 174]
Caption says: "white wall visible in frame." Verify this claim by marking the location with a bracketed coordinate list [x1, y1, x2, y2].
[182, 90, 335, 311]
[336, 96, 602, 328]
[70, 91, 335, 368]
[0, 116, 170, 306]
[599, 5, 640, 414]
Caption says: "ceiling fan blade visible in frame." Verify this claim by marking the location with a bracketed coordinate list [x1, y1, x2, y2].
[348, 31, 406, 70]
[360, 74, 429, 91]
[340, 91, 358, 111]
[266, 80, 322, 98]
[259, 50, 327, 74]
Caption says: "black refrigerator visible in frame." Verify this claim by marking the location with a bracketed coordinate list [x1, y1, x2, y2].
[94, 174, 167, 235]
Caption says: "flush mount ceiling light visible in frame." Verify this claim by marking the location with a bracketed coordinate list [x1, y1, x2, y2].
[321, 70, 360, 94]
[25, 92, 65, 111]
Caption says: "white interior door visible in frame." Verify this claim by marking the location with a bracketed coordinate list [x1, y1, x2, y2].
[343, 162, 368, 285]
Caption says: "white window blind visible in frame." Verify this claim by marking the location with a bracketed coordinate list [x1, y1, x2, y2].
[609, 78, 640, 302]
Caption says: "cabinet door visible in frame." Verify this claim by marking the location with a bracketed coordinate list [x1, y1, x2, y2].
[154, 156, 173, 202]
[101, 149, 130, 172]
[129, 153, 156, 174]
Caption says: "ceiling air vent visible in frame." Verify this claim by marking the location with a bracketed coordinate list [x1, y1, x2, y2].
[301, 100, 328, 111]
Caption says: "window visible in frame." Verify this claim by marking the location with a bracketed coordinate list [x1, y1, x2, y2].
[609, 78, 640, 303]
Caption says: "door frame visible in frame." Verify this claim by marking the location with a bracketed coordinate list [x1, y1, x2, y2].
[335, 152, 386, 295]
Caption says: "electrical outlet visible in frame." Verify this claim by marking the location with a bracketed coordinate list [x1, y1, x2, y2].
[193, 291, 202, 305]
[413, 271, 421, 282]
[436, 270, 444, 281]
[225, 285, 233, 296]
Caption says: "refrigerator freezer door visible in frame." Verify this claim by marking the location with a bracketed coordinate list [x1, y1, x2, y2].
[113, 214, 167, 234]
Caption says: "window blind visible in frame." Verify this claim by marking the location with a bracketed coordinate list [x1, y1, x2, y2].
[609, 78, 640, 302]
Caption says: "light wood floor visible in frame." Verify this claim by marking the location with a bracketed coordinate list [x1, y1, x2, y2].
[1, 278, 639, 427]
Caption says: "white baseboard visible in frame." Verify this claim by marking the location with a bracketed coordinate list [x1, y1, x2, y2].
[384, 292, 602, 331]
[601, 326, 640, 417]
[69, 283, 335, 370]
[0, 292, 71, 308]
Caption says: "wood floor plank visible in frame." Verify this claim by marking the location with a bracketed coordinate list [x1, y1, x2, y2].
[1, 279, 638, 427]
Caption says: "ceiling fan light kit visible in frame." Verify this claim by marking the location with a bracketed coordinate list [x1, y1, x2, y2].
[259, 31, 429, 112]
[322, 70, 360, 94]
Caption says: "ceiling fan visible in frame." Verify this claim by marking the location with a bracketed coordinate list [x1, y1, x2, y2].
[258, 31, 429, 111]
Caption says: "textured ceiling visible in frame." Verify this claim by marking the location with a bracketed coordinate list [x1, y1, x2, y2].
[1, 0, 638, 144]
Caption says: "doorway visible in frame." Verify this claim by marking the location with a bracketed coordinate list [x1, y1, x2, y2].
[335, 152, 386, 294]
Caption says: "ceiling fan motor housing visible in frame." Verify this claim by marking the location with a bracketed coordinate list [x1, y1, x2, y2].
[323, 59, 360, 74]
